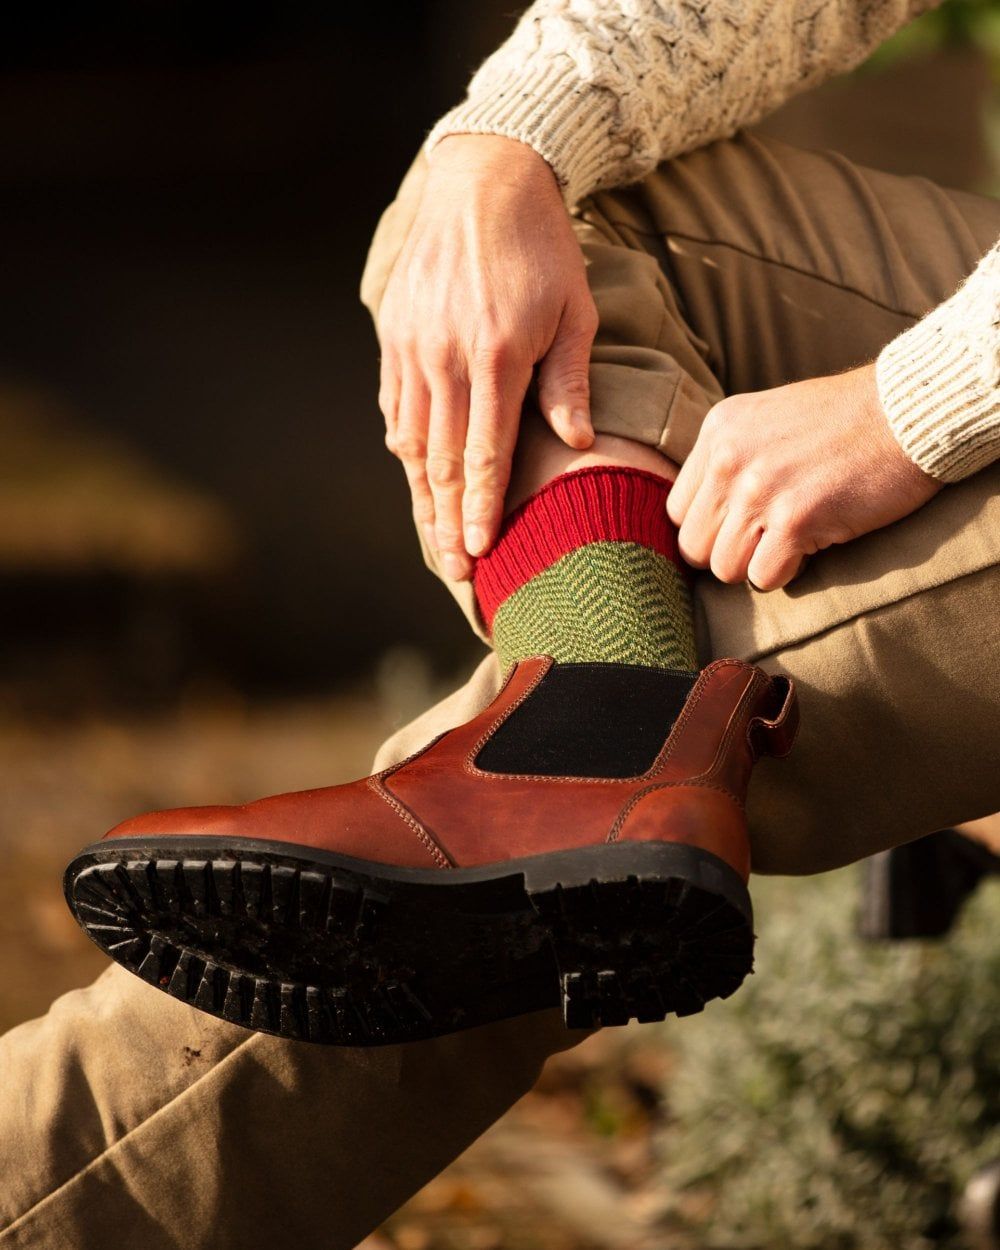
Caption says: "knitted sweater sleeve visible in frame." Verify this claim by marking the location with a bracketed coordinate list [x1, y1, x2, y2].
[875, 242, 1000, 482]
[425, 0, 999, 481]
[425, 0, 936, 208]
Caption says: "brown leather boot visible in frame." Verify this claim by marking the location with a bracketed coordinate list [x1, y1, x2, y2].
[64, 656, 797, 1045]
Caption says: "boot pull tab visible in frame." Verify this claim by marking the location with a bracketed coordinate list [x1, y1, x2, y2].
[748, 676, 799, 759]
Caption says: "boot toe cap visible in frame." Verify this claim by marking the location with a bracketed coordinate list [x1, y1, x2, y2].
[103, 804, 242, 842]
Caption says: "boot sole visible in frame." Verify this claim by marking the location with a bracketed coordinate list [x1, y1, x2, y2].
[64, 837, 754, 1045]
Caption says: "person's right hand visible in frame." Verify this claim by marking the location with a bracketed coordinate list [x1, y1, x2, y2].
[377, 134, 598, 581]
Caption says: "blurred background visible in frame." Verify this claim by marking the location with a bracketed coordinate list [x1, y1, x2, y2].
[2, 2, 1000, 1247]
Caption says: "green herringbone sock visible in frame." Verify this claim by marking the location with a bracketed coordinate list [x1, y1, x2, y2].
[473, 468, 697, 672]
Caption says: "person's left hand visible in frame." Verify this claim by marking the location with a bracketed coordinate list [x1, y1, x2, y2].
[666, 362, 942, 591]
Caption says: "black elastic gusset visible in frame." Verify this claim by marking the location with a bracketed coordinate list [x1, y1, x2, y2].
[475, 662, 699, 779]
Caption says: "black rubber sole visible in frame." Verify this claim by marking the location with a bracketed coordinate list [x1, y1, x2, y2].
[64, 837, 754, 1045]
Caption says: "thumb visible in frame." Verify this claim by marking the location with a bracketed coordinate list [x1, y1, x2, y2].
[536, 297, 597, 450]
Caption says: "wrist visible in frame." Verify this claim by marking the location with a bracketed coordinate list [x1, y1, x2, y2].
[429, 134, 559, 188]
[858, 360, 943, 493]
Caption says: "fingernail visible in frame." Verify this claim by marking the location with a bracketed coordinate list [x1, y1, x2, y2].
[570, 410, 594, 442]
[465, 524, 487, 556]
[441, 552, 466, 581]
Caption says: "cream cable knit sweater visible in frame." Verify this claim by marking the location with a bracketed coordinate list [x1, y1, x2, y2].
[426, 0, 999, 482]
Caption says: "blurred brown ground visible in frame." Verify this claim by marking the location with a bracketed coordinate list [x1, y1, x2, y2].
[1, 8, 998, 1248]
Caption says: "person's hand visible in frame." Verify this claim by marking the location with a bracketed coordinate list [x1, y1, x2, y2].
[666, 363, 942, 591]
[377, 135, 598, 581]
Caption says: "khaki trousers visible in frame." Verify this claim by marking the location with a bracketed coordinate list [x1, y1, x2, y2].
[2, 132, 997, 1248]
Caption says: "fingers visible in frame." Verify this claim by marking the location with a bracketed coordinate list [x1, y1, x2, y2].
[747, 531, 808, 592]
[675, 482, 806, 590]
[674, 483, 808, 591]
[375, 142, 597, 577]
[378, 346, 402, 456]
[384, 292, 592, 578]
[681, 499, 805, 590]
[389, 346, 530, 580]
[667, 402, 802, 588]
[710, 509, 763, 584]
[536, 295, 598, 450]
[675, 466, 728, 569]
[394, 366, 435, 552]
[425, 365, 472, 580]
[463, 354, 531, 558]
[665, 437, 708, 530]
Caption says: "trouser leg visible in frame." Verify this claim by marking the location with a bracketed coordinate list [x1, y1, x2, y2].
[1, 162, 593, 1250]
[1, 896, 574, 1249]
[7, 128, 998, 1248]
[362, 133, 1000, 872]
[593, 131, 1000, 870]
[370, 455, 1000, 878]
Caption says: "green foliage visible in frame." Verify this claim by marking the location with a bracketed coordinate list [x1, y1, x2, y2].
[657, 869, 1000, 1249]
[864, 0, 1000, 70]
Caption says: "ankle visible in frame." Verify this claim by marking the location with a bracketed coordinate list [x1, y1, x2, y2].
[506, 416, 679, 514]
[475, 463, 697, 671]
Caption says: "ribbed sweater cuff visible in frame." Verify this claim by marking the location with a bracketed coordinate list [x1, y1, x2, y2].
[473, 467, 681, 630]
[876, 304, 1000, 483]
[424, 56, 623, 208]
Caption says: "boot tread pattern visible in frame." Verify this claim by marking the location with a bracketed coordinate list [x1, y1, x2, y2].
[529, 872, 753, 1029]
[66, 841, 753, 1045]
[70, 858, 441, 1044]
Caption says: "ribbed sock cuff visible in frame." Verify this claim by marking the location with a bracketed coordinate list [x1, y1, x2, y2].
[473, 466, 682, 631]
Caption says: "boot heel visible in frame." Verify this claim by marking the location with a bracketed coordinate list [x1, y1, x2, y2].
[524, 843, 754, 1029]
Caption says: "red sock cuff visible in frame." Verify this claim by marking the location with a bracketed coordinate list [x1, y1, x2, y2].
[473, 466, 683, 631]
